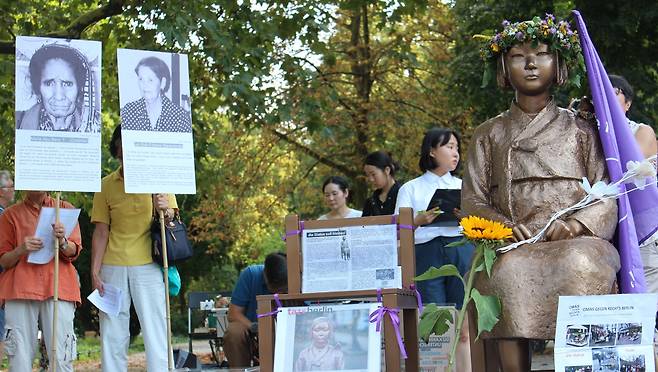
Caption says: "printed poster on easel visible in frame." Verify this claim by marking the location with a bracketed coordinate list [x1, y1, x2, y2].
[554, 293, 657, 372]
[274, 303, 382, 372]
[301, 224, 401, 293]
[117, 48, 195, 194]
[15, 36, 102, 192]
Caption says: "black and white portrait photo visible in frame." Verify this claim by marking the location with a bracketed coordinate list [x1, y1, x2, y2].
[15, 36, 101, 133]
[118, 49, 192, 133]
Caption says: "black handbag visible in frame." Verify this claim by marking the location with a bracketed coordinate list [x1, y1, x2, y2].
[151, 213, 193, 265]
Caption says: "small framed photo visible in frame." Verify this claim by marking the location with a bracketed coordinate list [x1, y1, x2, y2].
[274, 303, 381, 372]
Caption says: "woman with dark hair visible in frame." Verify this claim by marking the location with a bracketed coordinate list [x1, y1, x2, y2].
[91, 125, 179, 370]
[121, 56, 192, 133]
[395, 128, 473, 304]
[395, 127, 474, 371]
[609, 74, 657, 160]
[318, 176, 361, 220]
[16, 43, 100, 132]
[362, 151, 400, 217]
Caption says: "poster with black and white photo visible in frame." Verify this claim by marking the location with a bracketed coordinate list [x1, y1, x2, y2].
[301, 225, 401, 293]
[15, 36, 102, 191]
[274, 303, 381, 372]
[554, 293, 657, 372]
[117, 48, 195, 194]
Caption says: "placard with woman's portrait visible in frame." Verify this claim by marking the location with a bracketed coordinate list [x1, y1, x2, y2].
[14, 36, 102, 192]
[117, 48, 195, 194]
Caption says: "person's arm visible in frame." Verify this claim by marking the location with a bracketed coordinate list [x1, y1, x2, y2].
[635, 125, 658, 159]
[228, 303, 252, 329]
[91, 223, 109, 295]
[0, 236, 42, 270]
[53, 221, 79, 259]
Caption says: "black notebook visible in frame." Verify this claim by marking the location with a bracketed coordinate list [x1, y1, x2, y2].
[422, 189, 461, 227]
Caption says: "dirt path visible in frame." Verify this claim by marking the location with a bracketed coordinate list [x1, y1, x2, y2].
[73, 340, 219, 372]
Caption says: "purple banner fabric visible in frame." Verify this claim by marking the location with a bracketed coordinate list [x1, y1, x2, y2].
[573, 10, 657, 293]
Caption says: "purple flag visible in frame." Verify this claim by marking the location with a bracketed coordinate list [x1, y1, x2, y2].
[573, 10, 658, 293]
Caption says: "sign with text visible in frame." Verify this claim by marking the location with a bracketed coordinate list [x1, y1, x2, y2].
[117, 48, 195, 194]
[554, 293, 657, 372]
[301, 224, 400, 293]
[15, 36, 102, 192]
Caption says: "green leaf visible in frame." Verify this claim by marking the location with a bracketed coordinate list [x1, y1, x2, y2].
[415, 265, 463, 283]
[445, 238, 468, 248]
[470, 288, 501, 340]
[483, 245, 497, 277]
[418, 304, 453, 342]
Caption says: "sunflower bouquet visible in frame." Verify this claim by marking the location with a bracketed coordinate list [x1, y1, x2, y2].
[416, 216, 513, 367]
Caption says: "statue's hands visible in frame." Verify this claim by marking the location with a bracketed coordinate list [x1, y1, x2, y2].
[512, 224, 533, 242]
[546, 219, 584, 241]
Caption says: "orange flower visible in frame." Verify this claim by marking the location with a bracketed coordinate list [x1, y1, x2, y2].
[460, 216, 513, 241]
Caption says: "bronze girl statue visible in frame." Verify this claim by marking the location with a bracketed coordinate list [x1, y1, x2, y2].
[462, 15, 620, 371]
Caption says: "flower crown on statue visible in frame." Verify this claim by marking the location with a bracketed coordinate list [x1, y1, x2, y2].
[476, 14, 585, 88]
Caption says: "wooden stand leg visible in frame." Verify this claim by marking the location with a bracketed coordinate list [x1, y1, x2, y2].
[383, 294, 401, 371]
[403, 308, 419, 371]
[257, 299, 274, 371]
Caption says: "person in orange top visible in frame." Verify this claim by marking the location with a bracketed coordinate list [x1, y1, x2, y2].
[0, 191, 81, 372]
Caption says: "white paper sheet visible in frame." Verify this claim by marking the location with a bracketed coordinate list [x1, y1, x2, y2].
[27, 207, 80, 264]
[87, 284, 123, 317]
[15, 36, 102, 192]
[301, 224, 401, 293]
[554, 293, 658, 372]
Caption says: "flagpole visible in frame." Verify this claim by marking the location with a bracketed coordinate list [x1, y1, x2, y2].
[51, 191, 61, 371]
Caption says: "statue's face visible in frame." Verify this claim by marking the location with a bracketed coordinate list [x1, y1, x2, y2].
[505, 42, 556, 96]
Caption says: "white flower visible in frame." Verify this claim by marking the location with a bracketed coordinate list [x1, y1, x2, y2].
[580, 178, 619, 200]
[626, 160, 656, 190]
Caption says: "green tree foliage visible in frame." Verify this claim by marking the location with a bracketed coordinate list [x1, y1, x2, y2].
[448, 0, 658, 129]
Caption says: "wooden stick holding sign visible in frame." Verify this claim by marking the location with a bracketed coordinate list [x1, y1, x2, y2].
[51, 191, 61, 372]
[160, 209, 174, 370]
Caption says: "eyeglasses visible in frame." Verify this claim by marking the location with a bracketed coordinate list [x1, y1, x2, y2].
[614, 87, 625, 97]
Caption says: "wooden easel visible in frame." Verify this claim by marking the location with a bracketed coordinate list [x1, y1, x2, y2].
[257, 207, 420, 372]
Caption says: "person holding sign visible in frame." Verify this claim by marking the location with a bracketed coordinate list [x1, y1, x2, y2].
[395, 127, 474, 372]
[16, 43, 100, 133]
[91, 125, 178, 371]
[120, 56, 192, 133]
[318, 176, 362, 220]
[0, 191, 82, 371]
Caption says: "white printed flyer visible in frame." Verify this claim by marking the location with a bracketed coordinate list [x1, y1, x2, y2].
[554, 293, 657, 372]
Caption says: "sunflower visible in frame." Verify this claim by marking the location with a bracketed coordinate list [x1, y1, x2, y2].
[460, 216, 513, 241]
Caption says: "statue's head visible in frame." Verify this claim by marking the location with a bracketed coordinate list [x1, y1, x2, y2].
[479, 14, 584, 90]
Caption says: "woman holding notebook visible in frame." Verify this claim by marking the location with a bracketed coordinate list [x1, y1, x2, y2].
[395, 127, 473, 371]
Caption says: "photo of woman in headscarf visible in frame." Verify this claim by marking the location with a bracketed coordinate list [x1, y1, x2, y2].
[120, 56, 192, 133]
[16, 43, 100, 132]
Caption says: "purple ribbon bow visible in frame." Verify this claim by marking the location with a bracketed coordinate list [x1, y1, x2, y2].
[368, 289, 408, 359]
[256, 293, 282, 319]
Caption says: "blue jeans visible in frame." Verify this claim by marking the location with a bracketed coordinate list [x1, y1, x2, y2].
[415, 236, 475, 308]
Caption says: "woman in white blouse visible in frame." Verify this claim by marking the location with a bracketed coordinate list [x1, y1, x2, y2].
[395, 127, 474, 371]
[318, 176, 362, 220]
